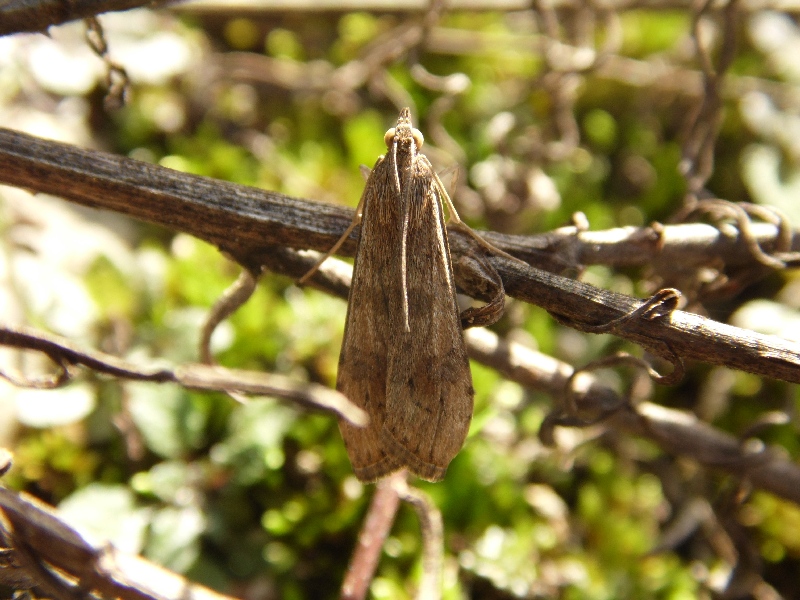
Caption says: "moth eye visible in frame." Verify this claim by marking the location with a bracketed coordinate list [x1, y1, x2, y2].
[411, 128, 424, 148]
[384, 128, 396, 148]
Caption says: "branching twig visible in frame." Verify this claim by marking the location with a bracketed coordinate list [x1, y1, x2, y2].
[465, 328, 800, 505]
[200, 268, 260, 364]
[3, 127, 800, 272]
[84, 16, 129, 110]
[2, 128, 800, 385]
[0, 486, 237, 600]
[6, 0, 800, 39]
[0, 0, 171, 36]
[392, 479, 444, 600]
[678, 0, 739, 203]
[426, 27, 800, 109]
[0, 323, 367, 426]
[340, 473, 404, 600]
[340, 473, 445, 600]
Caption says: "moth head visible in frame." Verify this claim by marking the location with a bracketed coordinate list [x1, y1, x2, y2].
[384, 126, 424, 150]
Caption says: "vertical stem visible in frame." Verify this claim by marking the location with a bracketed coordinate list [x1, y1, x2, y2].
[394, 480, 444, 600]
[340, 472, 405, 600]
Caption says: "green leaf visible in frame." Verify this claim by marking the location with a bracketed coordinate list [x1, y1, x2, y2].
[145, 504, 206, 573]
[210, 399, 296, 484]
[128, 382, 208, 458]
[58, 484, 150, 554]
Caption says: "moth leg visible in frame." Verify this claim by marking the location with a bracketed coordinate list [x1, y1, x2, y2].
[432, 163, 513, 258]
[429, 165, 531, 270]
[297, 195, 366, 285]
[430, 167, 465, 226]
[428, 166, 510, 328]
[457, 251, 505, 329]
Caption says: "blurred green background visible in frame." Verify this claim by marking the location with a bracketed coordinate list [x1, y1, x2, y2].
[1, 3, 800, 599]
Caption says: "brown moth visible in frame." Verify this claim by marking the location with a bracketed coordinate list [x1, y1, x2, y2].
[334, 108, 474, 482]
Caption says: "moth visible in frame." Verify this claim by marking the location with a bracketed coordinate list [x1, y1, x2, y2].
[304, 108, 474, 482]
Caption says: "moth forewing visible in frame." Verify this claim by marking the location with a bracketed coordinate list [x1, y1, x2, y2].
[335, 153, 400, 482]
[380, 155, 473, 482]
[335, 108, 474, 483]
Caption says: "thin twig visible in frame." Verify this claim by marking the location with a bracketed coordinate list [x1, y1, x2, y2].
[0, 487, 237, 600]
[200, 268, 260, 364]
[2, 129, 800, 384]
[340, 472, 404, 600]
[0, 323, 368, 426]
[392, 479, 444, 600]
[465, 328, 800, 505]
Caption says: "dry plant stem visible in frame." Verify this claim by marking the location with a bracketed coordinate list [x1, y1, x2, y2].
[465, 328, 800, 506]
[680, 200, 800, 268]
[6, 0, 800, 37]
[213, 18, 799, 112]
[200, 268, 260, 405]
[473, 246, 800, 384]
[200, 268, 259, 364]
[6, 534, 80, 600]
[0, 323, 368, 425]
[0, 127, 355, 268]
[84, 16, 129, 110]
[297, 207, 363, 285]
[340, 472, 404, 600]
[679, 0, 738, 195]
[0, 0, 170, 36]
[2, 127, 799, 270]
[425, 27, 800, 109]
[552, 288, 685, 384]
[392, 480, 444, 600]
[4, 129, 800, 383]
[0, 487, 236, 600]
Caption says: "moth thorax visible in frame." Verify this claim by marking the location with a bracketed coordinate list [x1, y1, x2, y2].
[384, 127, 424, 149]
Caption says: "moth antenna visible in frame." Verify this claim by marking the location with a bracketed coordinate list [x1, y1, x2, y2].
[400, 188, 411, 333]
[391, 136, 402, 196]
[387, 129, 409, 329]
